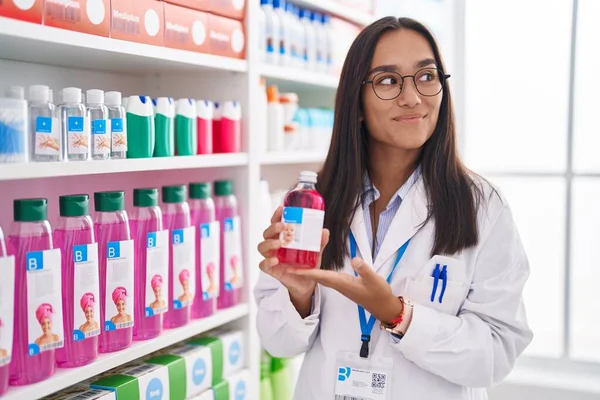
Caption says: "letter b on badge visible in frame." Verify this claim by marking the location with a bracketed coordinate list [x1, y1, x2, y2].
[107, 242, 120, 259]
[73, 244, 88, 263]
[26, 251, 44, 271]
[338, 367, 351, 381]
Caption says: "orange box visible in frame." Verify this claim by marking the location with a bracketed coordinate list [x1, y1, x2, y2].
[210, 0, 245, 20]
[0, 0, 43, 24]
[164, 0, 211, 13]
[208, 13, 245, 59]
[163, 2, 210, 54]
[44, 0, 110, 37]
[110, 0, 164, 46]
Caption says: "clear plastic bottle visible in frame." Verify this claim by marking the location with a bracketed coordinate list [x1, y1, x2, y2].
[59, 87, 89, 161]
[105, 91, 128, 160]
[29, 85, 60, 162]
[0, 225, 11, 395]
[131, 188, 167, 341]
[278, 171, 325, 268]
[162, 185, 194, 329]
[87, 90, 110, 161]
[8, 198, 61, 385]
[54, 194, 99, 367]
[215, 180, 243, 309]
[94, 191, 134, 353]
[189, 182, 218, 319]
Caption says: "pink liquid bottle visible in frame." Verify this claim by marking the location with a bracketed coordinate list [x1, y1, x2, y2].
[215, 180, 243, 310]
[162, 185, 195, 329]
[55, 194, 100, 367]
[196, 100, 213, 155]
[189, 182, 218, 319]
[0, 225, 11, 395]
[219, 101, 242, 153]
[131, 188, 168, 341]
[212, 102, 222, 153]
[8, 198, 62, 386]
[94, 191, 134, 353]
[277, 171, 325, 269]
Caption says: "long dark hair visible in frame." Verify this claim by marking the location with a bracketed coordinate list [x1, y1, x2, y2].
[316, 17, 486, 270]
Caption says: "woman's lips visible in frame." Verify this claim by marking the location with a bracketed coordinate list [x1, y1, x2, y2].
[393, 114, 425, 124]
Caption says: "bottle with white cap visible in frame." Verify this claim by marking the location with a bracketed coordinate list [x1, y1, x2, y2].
[29, 85, 60, 162]
[105, 91, 127, 159]
[59, 87, 89, 161]
[87, 89, 110, 161]
[154, 97, 175, 157]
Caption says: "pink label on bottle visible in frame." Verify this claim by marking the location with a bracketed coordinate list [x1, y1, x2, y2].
[0, 256, 15, 366]
[73, 243, 101, 341]
[145, 230, 169, 317]
[223, 217, 243, 291]
[200, 221, 220, 300]
[172, 227, 196, 309]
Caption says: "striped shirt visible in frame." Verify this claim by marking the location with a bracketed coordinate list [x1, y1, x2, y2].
[362, 166, 422, 260]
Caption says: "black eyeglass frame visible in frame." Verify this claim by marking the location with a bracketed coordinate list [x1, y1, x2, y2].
[362, 68, 452, 99]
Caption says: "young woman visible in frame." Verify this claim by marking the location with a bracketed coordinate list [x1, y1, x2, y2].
[255, 17, 533, 400]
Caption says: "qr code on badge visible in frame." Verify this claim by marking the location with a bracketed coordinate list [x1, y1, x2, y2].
[371, 372, 386, 389]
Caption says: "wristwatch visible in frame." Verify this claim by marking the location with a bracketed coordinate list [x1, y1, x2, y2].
[380, 297, 414, 340]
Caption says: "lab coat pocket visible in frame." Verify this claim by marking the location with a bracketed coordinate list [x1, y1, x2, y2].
[404, 275, 467, 316]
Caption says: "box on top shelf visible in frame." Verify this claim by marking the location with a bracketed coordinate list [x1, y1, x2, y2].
[43, 0, 110, 37]
[163, 0, 211, 13]
[0, 0, 43, 24]
[110, 0, 164, 46]
[207, 13, 245, 59]
[163, 2, 210, 54]
[210, 0, 245, 21]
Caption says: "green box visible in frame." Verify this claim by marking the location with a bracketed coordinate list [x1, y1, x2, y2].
[188, 369, 250, 400]
[90, 363, 170, 400]
[189, 329, 245, 382]
[166, 343, 214, 398]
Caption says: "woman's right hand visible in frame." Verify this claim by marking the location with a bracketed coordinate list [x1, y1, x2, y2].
[258, 206, 330, 298]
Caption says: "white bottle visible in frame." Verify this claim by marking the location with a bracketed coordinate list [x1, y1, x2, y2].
[262, 0, 280, 65]
[258, 0, 267, 63]
[105, 91, 128, 159]
[322, 14, 333, 73]
[313, 12, 326, 73]
[301, 9, 317, 71]
[293, 6, 304, 69]
[59, 87, 89, 161]
[267, 85, 284, 152]
[29, 85, 60, 162]
[87, 89, 111, 161]
[257, 78, 268, 155]
[273, 0, 290, 67]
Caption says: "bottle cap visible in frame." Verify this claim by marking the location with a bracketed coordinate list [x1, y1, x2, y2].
[162, 185, 187, 203]
[195, 99, 213, 120]
[63, 87, 82, 103]
[134, 188, 159, 207]
[28, 85, 50, 103]
[14, 198, 48, 222]
[176, 98, 196, 118]
[260, 0, 270, 5]
[94, 191, 125, 212]
[49, 89, 54, 103]
[273, 0, 282, 8]
[86, 89, 104, 105]
[266, 85, 280, 103]
[299, 171, 317, 183]
[105, 91, 122, 107]
[5, 86, 24, 100]
[59, 194, 89, 217]
[189, 182, 211, 199]
[214, 180, 234, 196]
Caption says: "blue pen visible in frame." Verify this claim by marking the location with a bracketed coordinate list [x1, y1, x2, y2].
[439, 265, 448, 303]
[430, 264, 441, 302]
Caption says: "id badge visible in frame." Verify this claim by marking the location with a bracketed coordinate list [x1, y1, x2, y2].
[334, 352, 393, 400]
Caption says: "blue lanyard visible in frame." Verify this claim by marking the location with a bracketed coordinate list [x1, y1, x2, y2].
[349, 232, 410, 358]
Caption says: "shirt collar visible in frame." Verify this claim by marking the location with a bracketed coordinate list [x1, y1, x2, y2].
[361, 165, 422, 209]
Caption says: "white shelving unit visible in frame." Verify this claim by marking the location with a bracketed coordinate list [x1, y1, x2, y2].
[0, 0, 363, 396]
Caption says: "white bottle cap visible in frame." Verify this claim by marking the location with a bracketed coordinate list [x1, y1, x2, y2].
[176, 98, 196, 119]
[195, 99, 214, 120]
[299, 171, 317, 183]
[28, 85, 50, 103]
[49, 89, 54, 103]
[86, 89, 104, 104]
[63, 87, 82, 103]
[6, 86, 24, 99]
[105, 91, 122, 106]
[221, 100, 242, 120]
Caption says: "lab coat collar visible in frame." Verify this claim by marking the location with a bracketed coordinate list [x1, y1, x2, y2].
[350, 204, 374, 267]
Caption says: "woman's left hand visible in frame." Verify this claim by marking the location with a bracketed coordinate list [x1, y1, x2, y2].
[289, 257, 403, 323]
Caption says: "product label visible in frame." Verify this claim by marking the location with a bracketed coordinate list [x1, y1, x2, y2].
[172, 227, 196, 309]
[26, 249, 64, 355]
[73, 243, 101, 341]
[123, 363, 170, 400]
[222, 331, 244, 376]
[91, 119, 110, 156]
[200, 221, 220, 300]
[171, 344, 213, 397]
[280, 207, 325, 252]
[104, 240, 134, 332]
[110, 117, 128, 152]
[0, 256, 15, 366]
[34, 116, 60, 156]
[67, 116, 89, 155]
[223, 217, 243, 291]
[145, 230, 169, 317]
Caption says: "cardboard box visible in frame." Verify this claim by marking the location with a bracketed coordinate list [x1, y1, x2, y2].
[91, 362, 171, 400]
[110, 0, 164, 46]
[207, 13, 245, 59]
[0, 0, 43, 24]
[163, 3, 210, 54]
[164, 344, 214, 398]
[189, 329, 245, 380]
[164, 0, 211, 13]
[42, 385, 116, 399]
[43, 0, 110, 37]
[210, 0, 245, 21]
[188, 370, 250, 400]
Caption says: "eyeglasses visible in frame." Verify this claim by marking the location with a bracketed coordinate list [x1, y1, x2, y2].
[362, 68, 451, 100]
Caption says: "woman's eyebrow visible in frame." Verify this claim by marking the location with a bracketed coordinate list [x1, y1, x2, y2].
[367, 58, 438, 76]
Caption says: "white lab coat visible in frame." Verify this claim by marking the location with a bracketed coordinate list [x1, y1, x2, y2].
[254, 175, 533, 400]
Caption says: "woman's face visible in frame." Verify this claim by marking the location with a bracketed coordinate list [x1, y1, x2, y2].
[41, 317, 51, 334]
[153, 284, 162, 299]
[117, 299, 126, 314]
[182, 279, 189, 292]
[85, 306, 93, 322]
[283, 225, 295, 240]
[361, 29, 442, 152]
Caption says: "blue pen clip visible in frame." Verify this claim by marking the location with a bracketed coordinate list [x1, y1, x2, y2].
[439, 265, 448, 303]
[430, 264, 440, 302]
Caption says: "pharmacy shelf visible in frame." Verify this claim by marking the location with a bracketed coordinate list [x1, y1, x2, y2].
[2, 304, 249, 400]
[261, 63, 339, 90]
[0, 153, 249, 181]
[289, 0, 375, 26]
[260, 151, 328, 165]
[0, 18, 248, 73]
